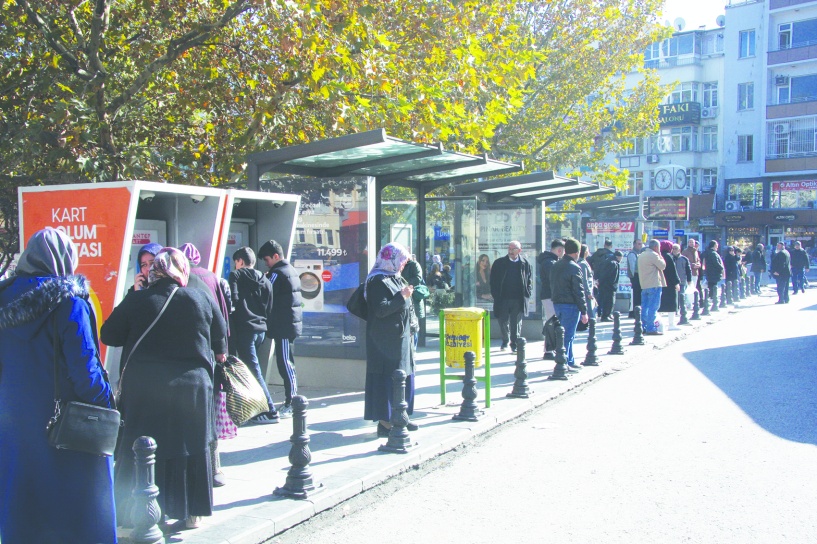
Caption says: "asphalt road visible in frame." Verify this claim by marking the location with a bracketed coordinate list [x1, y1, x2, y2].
[271, 290, 817, 544]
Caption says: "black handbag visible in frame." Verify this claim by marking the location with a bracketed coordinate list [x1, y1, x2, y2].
[346, 282, 368, 320]
[46, 309, 121, 457]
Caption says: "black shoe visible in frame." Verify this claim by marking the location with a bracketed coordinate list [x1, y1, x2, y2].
[543, 352, 555, 360]
[406, 421, 419, 431]
[510, 344, 517, 353]
[627, 312, 635, 318]
[775, 301, 784, 304]
[377, 422, 390, 437]
[500, 343, 508, 351]
[644, 330, 663, 336]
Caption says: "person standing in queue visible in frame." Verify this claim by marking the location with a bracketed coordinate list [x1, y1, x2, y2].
[0, 228, 117, 544]
[490, 240, 533, 353]
[257, 240, 302, 418]
[626, 239, 644, 318]
[771, 241, 792, 304]
[536, 239, 564, 359]
[363, 243, 419, 437]
[790, 241, 809, 294]
[549, 238, 589, 369]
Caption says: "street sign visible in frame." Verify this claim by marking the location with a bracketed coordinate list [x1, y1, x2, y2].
[653, 229, 669, 236]
[674, 229, 685, 236]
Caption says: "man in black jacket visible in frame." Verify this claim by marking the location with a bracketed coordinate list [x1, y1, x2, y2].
[703, 240, 725, 308]
[490, 240, 532, 352]
[597, 250, 622, 321]
[771, 241, 792, 304]
[229, 246, 278, 424]
[536, 239, 564, 359]
[258, 240, 303, 418]
[790, 241, 809, 294]
[550, 238, 588, 369]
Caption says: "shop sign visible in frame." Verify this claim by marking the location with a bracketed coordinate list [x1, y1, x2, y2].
[698, 217, 715, 227]
[773, 213, 797, 222]
[658, 102, 701, 127]
[674, 229, 685, 236]
[647, 196, 689, 220]
[722, 214, 744, 223]
[771, 180, 817, 191]
[653, 228, 669, 236]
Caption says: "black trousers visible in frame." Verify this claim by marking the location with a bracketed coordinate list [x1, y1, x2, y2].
[631, 274, 642, 311]
[494, 297, 524, 348]
[598, 284, 616, 319]
[775, 275, 790, 303]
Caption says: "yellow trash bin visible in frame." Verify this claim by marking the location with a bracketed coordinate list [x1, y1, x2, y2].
[443, 307, 484, 368]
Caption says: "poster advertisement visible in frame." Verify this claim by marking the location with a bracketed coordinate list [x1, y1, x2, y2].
[476, 206, 538, 314]
[20, 186, 134, 361]
[585, 221, 636, 295]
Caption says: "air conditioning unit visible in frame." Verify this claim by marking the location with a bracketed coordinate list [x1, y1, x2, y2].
[775, 75, 790, 86]
[725, 200, 741, 212]
[701, 107, 718, 118]
[773, 122, 790, 134]
[646, 154, 659, 164]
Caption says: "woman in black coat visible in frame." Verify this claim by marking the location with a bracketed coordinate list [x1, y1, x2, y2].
[658, 240, 680, 313]
[724, 246, 740, 282]
[363, 242, 419, 437]
[101, 247, 227, 529]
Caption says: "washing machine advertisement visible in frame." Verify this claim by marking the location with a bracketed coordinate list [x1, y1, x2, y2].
[294, 259, 325, 311]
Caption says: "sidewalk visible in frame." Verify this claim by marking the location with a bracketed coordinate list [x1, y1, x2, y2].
[123, 288, 771, 544]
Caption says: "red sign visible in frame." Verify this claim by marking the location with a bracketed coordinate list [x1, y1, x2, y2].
[772, 180, 817, 191]
[321, 270, 333, 282]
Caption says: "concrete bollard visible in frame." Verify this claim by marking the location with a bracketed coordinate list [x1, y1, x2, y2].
[453, 352, 481, 422]
[583, 317, 601, 365]
[274, 396, 317, 496]
[507, 338, 530, 398]
[130, 437, 163, 544]
[548, 320, 569, 381]
[607, 311, 625, 355]
[690, 290, 701, 320]
[380, 370, 414, 452]
[630, 306, 645, 346]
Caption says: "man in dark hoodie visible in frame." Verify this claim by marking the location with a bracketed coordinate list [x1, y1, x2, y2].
[258, 240, 303, 418]
[536, 239, 564, 359]
[587, 239, 614, 315]
[229, 246, 278, 424]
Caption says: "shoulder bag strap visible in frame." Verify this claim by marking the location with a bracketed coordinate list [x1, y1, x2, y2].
[117, 286, 178, 398]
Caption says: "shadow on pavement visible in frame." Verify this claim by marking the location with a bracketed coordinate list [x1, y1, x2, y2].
[684, 335, 817, 446]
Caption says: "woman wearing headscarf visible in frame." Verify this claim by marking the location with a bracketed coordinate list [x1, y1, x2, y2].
[132, 242, 163, 291]
[101, 247, 227, 530]
[657, 239, 681, 330]
[364, 242, 419, 437]
[0, 227, 117, 544]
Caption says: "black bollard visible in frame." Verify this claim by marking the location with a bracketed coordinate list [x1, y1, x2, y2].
[725, 281, 733, 305]
[690, 290, 701, 320]
[453, 352, 481, 422]
[507, 338, 530, 398]
[130, 437, 163, 544]
[274, 395, 317, 497]
[719, 284, 727, 308]
[733, 278, 741, 301]
[630, 306, 645, 345]
[583, 317, 601, 365]
[380, 370, 414, 452]
[548, 321, 569, 381]
[607, 311, 625, 355]
[703, 287, 713, 315]
[739, 277, 746, 299]
[678, 291, 689, 325]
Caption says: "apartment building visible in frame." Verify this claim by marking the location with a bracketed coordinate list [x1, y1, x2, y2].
[592, 0, 817, 258]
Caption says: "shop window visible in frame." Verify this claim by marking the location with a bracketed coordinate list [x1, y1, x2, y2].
[728, 182, 764, 208]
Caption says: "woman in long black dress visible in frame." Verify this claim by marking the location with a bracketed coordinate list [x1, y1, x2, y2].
[363, 242, 419, 437]
[658, 239, 681, 330]
[102, 247, 227, 530]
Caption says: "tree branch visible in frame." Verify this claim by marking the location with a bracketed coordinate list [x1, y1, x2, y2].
[18, 0, 93, 80]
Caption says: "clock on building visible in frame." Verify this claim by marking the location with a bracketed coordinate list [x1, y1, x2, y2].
[674, 168, 687, 189]
[654, 169, 672, 190]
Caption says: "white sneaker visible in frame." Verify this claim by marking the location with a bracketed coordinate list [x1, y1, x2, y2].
[278, 404, 293, 418]
[185, 516, 201, 529]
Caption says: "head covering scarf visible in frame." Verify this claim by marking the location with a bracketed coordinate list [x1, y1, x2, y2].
[659, 240, 673, 255]
[364, 242, 410, 299]
[148, 247, 190, 287]
[178, 242, 202, 266]
[135, 243, 163, 275]
[16, 227, 78, 277]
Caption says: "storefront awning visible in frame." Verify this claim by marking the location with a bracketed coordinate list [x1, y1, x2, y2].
[245, 128, 521, 190]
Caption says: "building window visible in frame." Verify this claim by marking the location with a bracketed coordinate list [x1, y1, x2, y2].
[779, 22, 792, 50]
[702, 32, 724, 55]
[738, 135, 754, 162]
[326, 229, 334, 246]
[766, 118, 817, 159]
[669, 82, 699, 103]
[771, 182, 817, 208]
[623, 171, 643, 196]
[701, 126, 718, 151]
[729, 182, 764, 208]
[790, 74, 817, 103]
[738, 83, 754, 110]
[790, 18, 817, 50]
[703, 82, 718, 108]
[739, 30, 756, 58]
[702, 168, 717, 191]
[297, 228, 306, 243]
[622, 137, 645, 156]
[686, 168, 698, 192]
[670, 126, 697, 152]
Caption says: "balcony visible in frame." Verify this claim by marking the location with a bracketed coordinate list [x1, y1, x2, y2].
[768, 42, 817, 65]
[643, 57, 703, 70]
[766, 154, 817, 172]
[770, 0, 816, 9]
[767, 98, 817, 119]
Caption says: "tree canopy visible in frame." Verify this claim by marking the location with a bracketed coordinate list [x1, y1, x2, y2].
[0, 0, 669, 271]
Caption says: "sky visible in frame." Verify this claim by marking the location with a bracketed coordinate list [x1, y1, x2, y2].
[661, 0, 728, 31]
